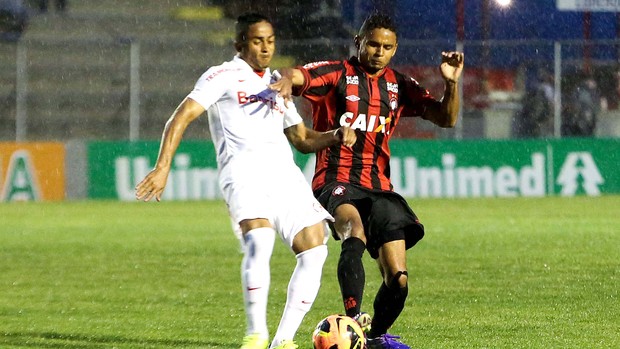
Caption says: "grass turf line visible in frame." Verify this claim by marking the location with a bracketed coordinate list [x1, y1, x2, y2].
[0, 196, 618, 348]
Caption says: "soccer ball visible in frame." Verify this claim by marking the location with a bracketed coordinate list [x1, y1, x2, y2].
[312, 314, 366, 349]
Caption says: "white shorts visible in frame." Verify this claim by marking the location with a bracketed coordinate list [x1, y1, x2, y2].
[224, 167, 332, 249]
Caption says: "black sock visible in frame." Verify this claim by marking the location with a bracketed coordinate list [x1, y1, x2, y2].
[369, 281, 408, 337]
[338, 237, 366, 317]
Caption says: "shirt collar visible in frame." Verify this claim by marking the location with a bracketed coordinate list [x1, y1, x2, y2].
[349, 56, 387, 78]
[233, 54, 271, 77]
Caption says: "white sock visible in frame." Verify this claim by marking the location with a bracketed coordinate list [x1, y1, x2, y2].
[241, 227, 275, 339]
[270, 244, 328, 347]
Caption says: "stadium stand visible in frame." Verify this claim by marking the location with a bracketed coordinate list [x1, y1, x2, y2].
[0, 0, 239, 140]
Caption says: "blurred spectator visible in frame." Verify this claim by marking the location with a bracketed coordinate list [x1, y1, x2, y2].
[0, 0, 29, 42]
[562, 74, 600, 137]
[220, 0, 350, 61]
[37, 0, 66, 13]
[513, 68, 554, 138]
[279, 0, 350, 61]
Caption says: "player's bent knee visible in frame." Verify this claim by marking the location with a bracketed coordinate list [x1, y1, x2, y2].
[292, 224, 327, 254]
[296, 244, 328, 264]
[389, 270, 408, 288]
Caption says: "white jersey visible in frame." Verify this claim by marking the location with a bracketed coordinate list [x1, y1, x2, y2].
[187, 55, 332, 243]
[188, 55, 301, 188]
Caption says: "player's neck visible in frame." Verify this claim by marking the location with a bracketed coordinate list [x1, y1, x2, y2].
[363, 66, 385, 78]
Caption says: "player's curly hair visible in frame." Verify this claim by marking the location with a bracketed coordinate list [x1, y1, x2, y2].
[235, 12, 272, 46]
[358, 12, 398, 40]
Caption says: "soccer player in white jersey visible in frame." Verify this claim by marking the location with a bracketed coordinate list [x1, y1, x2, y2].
[135, 12, 356, 349]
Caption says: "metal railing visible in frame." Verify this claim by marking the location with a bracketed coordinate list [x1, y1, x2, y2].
[1, 37, 619, 141]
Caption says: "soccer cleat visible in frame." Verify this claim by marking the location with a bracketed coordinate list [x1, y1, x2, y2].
[366, 333, 410, 349]
[270, 340, 298, 349]
[240, 334, 269, 349]
[353, 312, 372, 334]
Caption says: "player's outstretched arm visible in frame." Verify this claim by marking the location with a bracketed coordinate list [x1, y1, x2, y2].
[285, 123, 356, 154]
[135, 97, 205, 202]
[424, 51, 464, 128]
[269, 68, 305, 105]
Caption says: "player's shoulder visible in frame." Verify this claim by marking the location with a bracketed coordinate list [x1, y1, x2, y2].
[300, 59, 345, 71]
[389, 67, 423, 86]
[200, 60, 243, 82]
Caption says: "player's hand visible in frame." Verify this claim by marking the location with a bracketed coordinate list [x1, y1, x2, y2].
[334, 126, 356, 147]
[440, 51, 464, 84]
[269, 76, 294, 107]
[135, 168, 169, 202]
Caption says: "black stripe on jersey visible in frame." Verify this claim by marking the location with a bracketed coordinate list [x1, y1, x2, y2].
[306, 85, 333, 98]
[325, 144, 341, 185]
[306, 62, 345, 98]
[312, 62, 344, 77]
[349, 69, 369, 185]
[324, 72, 349, 185]
[370, 75, 391, 189]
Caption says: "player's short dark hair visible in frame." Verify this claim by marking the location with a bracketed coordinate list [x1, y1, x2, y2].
[358, 13, 398, 40]
[235, 12, 271, 44]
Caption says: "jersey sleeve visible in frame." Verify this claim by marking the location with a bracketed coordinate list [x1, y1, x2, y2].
[187, 65, 232, 109]
[294, 61, 344, 102]
[282, 98, 304, 129]
[271, 69, 304, 128]
[399, 75, 441, 118]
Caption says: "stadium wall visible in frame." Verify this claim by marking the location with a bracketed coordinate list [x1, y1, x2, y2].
[0, 142, 65, 201]
[86, 138, 619, 201]
[1, 138, 617, 203]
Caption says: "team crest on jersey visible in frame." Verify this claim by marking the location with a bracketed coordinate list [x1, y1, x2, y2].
[390, 97, 398, 111]
[332, 185, 347, 196]
[386, 82, 398, 93]
[346, 95, 361, 102]
[346, 76, 359, 85]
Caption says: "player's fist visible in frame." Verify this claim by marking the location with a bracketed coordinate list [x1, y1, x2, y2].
[440, 51, 464, 83]
[335, 126, 356, 147]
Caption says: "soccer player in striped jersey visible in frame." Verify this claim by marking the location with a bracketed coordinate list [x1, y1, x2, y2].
[135, 13, 355, 349]
[271, 13, 464, 349]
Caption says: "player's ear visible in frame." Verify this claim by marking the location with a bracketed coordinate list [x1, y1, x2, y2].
[234, 40, 243, 52]
[354, 35, 361, 49]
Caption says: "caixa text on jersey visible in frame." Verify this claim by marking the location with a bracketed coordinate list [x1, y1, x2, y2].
[339, 112, 392, 133]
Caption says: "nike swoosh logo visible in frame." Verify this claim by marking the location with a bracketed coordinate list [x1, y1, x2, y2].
[247, 287, 261, 291]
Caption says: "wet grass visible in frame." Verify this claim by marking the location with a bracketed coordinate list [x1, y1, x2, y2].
[0, 197, 618, 348]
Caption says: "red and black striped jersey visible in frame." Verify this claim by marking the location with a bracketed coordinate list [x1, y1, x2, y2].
[295, 57, 440, 192]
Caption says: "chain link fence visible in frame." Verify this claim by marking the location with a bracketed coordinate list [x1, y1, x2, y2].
[1, 37, 619, 141]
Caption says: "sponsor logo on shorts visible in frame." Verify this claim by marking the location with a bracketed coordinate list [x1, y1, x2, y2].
[332, 185, 346, 196]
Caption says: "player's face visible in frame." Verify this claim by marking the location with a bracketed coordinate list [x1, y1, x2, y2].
[239, 21, 275, 72]
[357, 28, 398, 75]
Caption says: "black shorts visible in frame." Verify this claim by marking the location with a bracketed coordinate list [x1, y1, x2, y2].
[314, 182, 425, 259]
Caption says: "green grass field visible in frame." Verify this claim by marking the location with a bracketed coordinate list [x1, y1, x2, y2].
[1, 196, 618, 349]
